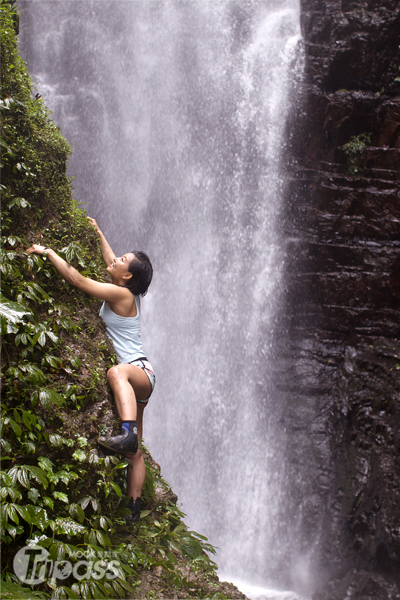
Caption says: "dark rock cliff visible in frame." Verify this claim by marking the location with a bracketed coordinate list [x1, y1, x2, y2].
[281, 0, 400, 597]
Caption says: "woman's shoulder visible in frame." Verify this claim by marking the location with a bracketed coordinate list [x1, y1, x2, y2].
[106, 291, 139, 318]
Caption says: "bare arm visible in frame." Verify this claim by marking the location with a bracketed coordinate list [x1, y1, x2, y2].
[26, 245, 129, 304]
[87, 217, 116, 267]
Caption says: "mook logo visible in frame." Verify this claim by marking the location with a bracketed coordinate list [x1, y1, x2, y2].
[13, 545, 120, 585]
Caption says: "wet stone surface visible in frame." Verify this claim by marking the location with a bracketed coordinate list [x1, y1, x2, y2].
[277, 0, 400, 596]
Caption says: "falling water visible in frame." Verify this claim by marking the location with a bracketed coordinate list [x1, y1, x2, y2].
[19, 1, 305, 596]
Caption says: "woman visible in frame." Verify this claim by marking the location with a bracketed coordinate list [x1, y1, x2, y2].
[26, 217, 155, 523]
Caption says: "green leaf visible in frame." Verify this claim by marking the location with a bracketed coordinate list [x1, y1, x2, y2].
[21, 441, 36, 454]
[91, 498, 99, 512]
[109, 481, 122, 498]
[5, 366, 19, 380]
[46, 330, 59, 343]
[0, 579, 48, 599]
[173, 522, 188, 535]
[6, 503, 19, 524]
[0, 471, 12, 486]
[0, 316, 19, 334]
[88, 452, 99, 465]
[80, 497, 91, 510]
[26, 465, 49, 488]
[0, 438, 12, 453]
[25, 505, 48, 529]
[169, 539, 182, 553]
[38, 388, 65, 408]
[85, 530, 97, 547]
[110, 580, 125, 597]
[55, 518, 86, 536]
[15, 332, 29, 345]
[48, 433, 63, 447]
[28, 488, 41, 503]
[1, 486, 22, 502]
[70, 356, 82, 369]
[95, 530, 111, 547]
[55, 585, 78, 599]
[16, 468, 30, 488]
[120, 579, 137, 593]
[9, 418, 21, 438]
[49, 541, 66, 561]
[56, 469, 78, 485]
[72, 449, 86, 462]
[42, 497, 54, 510]
[0, 296, 31, 323]
[7, 524, 21, 538]
[14, 504, 31, 522]
[88, 582, 105, 599]
[28, 282, 50, 301]
[38, 456, 54, 473]
[42, 355, 63, 369]
[69, 503, 85, 524]
[53, 491, 69, 504]
[23, 363, 46, 385]
[8, 196, 31, 209]
[22, 410, 32, 430]
[30, 331, 41, 346]
[139, 509, 151, 519]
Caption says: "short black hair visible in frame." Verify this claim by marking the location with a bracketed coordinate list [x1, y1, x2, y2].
[124, 250, 153, 297]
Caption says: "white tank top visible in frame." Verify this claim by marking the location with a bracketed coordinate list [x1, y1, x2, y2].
[99, 296, 146, 364]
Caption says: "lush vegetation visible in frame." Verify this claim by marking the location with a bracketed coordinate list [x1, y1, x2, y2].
[341, 133, 371, 175]
[0, 2, 223, 598]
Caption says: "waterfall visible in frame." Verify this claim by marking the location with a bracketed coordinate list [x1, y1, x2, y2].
[19, 1, 305, 596]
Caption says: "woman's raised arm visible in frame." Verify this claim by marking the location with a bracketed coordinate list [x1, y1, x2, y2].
[26, 244, 128, 304]
[87, 217, 116, 267]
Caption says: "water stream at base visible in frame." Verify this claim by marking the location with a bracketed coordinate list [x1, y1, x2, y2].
[19, 1, 307, 595]
[224, 577, 308, 600]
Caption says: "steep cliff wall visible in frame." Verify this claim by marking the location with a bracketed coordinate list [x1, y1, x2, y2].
[283, 0, 400, 597]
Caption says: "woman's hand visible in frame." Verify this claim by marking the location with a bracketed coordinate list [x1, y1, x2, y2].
[26, 244, 48, 255]
[87, 217, 101, 234]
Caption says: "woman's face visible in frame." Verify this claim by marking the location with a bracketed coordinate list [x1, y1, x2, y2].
[107, 252, 136, 281]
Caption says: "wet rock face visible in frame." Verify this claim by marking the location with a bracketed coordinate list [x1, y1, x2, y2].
[301, 0, 400, 93]
[282, 0, 400, 596]
[312, 568, 400, 600]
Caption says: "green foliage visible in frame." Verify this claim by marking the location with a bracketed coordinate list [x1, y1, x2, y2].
[1, 3, 219, 599]
[1, 578, 49, 599]
[341, 133, 371, 175]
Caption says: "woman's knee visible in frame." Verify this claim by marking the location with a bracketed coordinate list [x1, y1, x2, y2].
[127, 448, 142, 463]
[107, 365, 123, 386]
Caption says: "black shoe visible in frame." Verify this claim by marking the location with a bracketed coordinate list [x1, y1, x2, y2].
[98, 423, 138, 455]
[125, 497, 141, 524]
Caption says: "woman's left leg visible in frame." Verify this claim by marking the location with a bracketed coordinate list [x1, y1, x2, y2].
[126, 402, 145, 500]
[124, 401, 146, 523]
